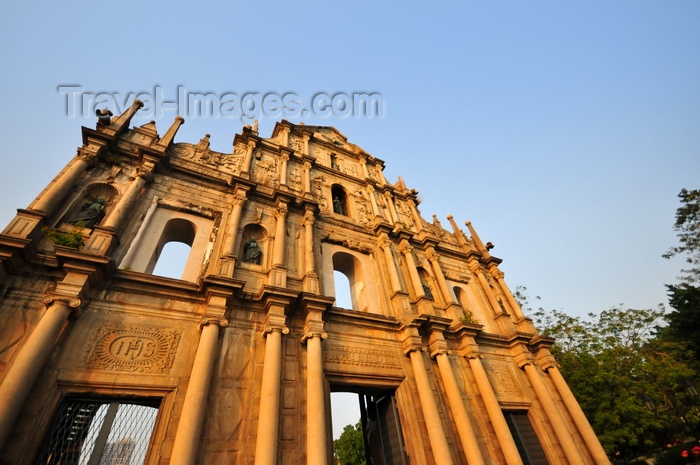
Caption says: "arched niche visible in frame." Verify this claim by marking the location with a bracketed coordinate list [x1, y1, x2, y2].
[331, 185, 349, 216]
[239, 223, 269, 268]
[61, 183, 119, 229]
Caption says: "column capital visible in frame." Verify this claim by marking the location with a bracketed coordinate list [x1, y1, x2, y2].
[401, 335, 424, 356]
[398, 239, 413, 255]
[425, 248, 440, 263]
[263, 312, 289, 337]
[41, 295, 81, 310]
[199, 317, 229, 330]
[515, 353, 535, 369]
[378, 234, 392, 250]
[301, 330, 327, 344]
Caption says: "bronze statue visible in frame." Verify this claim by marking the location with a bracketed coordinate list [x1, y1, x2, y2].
[243, 238, 262, 264]
[68, 198, 107, 228]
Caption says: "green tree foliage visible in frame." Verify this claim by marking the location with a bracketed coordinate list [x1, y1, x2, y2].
[663, 188, 700, 284]
[333, 421, 366, 465]
[662, 189, 700, 361]
[531, 306, 699, 461]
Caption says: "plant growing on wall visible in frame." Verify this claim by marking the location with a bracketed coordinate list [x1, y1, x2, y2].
[42, 225, 85, 249]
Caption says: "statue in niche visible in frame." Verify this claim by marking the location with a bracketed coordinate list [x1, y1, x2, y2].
[333, 197, 344, 215]
[422, 282, 434, 299]
[242, 238, 262, 264]
[331, 154, 340, 170]
[68, 198, 107, 228]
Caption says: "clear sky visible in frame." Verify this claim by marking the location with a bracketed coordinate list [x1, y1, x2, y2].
[1, 0, 699, 439]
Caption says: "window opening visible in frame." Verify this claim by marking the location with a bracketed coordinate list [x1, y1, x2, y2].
[333, 270, 353, 309]
[35, 397, 159, 465]
[332, 252, 367, 311]
[149, 219, 196, 279]
[504, 411, 549, 465]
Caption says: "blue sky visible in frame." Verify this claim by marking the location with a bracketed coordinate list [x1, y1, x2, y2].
[1, 0, 699, 436]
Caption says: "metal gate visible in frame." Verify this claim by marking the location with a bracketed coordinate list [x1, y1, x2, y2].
[35, 397, 159, 465]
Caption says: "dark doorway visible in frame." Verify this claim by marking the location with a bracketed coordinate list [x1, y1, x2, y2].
[359, 393, 408, 465]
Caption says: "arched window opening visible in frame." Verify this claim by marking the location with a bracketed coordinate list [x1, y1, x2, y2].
[148, 218, 196, 279]
[331, 185, 348, 216]
[417, 268, 434, 300]
[333, 252, 366, 311]
[333, 270, 353, 309]
[454, 286, 479, 324]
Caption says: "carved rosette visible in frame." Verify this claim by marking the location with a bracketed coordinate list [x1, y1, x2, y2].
[483, 360, 525, 399]
[79, 325, 182, 374]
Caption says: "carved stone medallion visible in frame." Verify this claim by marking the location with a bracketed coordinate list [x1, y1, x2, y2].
[79, 325, 182, 374]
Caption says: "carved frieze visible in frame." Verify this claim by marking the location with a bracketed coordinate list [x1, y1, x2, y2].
[79, 325, 182, 374]
[324, 344, 402, 370]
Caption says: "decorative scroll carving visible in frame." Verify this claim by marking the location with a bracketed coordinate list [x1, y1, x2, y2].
[79, 325, 181, 374]
[324, 344, 402, 370]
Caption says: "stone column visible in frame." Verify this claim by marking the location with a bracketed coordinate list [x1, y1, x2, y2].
[119, 196, 159, 269]
[102, 170, 151, 229]
[386, 194, 399, 224]
[170, 318, 228, 465]
[491, 269, 527, 320]
[302, 134, 310, 155]
[406, 348, 454, 465]
[279, 153, 289, 187]
[398, 240, 425, 299]
[303, 209, 315, 276]
[30, 149, 100, 216]
[242, 141, 256, 176]
[272, 202, 288, 267]
[379, 236, 403, 294]
[302, 320, 328, 465]
[0, 296, 79, 449]
[219, 188, 249, 277]
[469, 261, 505, 317]
[426, 247, 457, 305]
[468, 356, 524, 465]
[543, 363, 609, 464]
[427, 331, 485, 465]
[367, 186, 380, 217]
[303, 162, 312, 194]
[254, 314, 289, 465]
[407, 200, 423, 233]
[521, 361, 585, 465]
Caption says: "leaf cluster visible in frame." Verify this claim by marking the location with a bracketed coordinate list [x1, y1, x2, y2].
[41, 226, 85, 249]
[333, 421, 366, 465]
[663, 188, 700, 284]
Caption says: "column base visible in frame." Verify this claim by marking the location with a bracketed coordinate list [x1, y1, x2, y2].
[267, 266, 287, 287]
[302, 273, 319, 293]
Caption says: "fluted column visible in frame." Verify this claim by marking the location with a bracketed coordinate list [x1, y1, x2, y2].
[30, 149, 100, 216]
[434, 352, 485, 465]
[272, 202, 288, 267]
[468, 356, 524, 465]
[544, 363, 610, 464]
[426, 247, 457, 305]
[302, 134, 310, 155]
[379, 236, 403, 294]
[407, 347, 454, 465]
[0, 297, 79, 449]
[255, 315, 289, 465]
[303, 322, 328, 465]
[367, 186, 380, 217]
[521, 361, 585, 465]
[398, 240, 425, 299]
[171, 317, 228, 465]
[102, 170, 151, 229]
